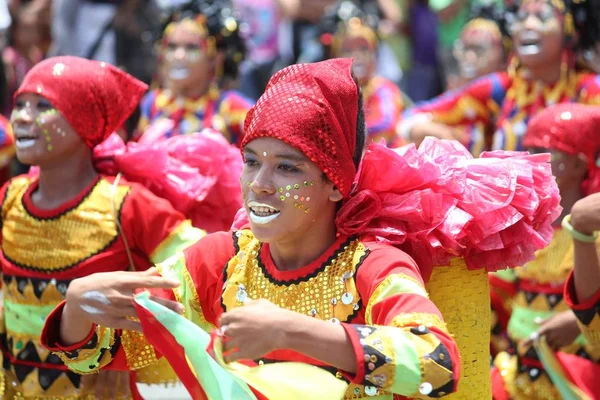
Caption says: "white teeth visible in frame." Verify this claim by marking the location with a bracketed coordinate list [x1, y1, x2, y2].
[169, 67, 189, 80]
[249, 210, 280, 225]
[16, 139, 36, 149]
[519, 44, 541, 56]
[247, 202, 279, 212]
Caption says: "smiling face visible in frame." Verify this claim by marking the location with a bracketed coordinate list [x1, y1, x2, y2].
[163, 20, 216, 93]
[10, 93, 87, 167]
[336, 35, 377, 87]
[511, 0, 564, 69]
[454, 21, 506, 80]
[241, 137, 343, 243]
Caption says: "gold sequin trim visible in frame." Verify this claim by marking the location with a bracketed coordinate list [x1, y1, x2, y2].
[222, 231, 366, 322]
[1, 177, 129, 272]
[391, 313, 448, 333]
[121, 329, 159, 371]
[365, 273, 428, 324]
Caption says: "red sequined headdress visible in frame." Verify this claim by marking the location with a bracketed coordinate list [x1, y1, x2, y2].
[16, 56, 148, 148]
[241, 58, 358, 197]
[523, 103, 600, 194]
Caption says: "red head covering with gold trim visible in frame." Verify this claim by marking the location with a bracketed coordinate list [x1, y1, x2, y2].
[16, 56, 148, 148]
[523, 103, 600, 193]
[241, 58, 358, 197]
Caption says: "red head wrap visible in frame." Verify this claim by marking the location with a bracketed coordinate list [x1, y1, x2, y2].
[523, 103, 600, 194]
[241, 58, 358, 197]
[16, 56, 148, 148]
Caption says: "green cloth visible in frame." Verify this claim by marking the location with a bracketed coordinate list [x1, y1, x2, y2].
[429, 0, 470, 49]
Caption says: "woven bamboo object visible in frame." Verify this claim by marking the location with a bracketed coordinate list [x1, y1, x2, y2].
[425, 258, 491, 400]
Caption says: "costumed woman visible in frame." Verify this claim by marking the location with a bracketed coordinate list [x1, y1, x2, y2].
[41, 59, 559, 400]
[491, 103, 600, 400]
[320, 1, 407, 148]
[399, 0, 600, 157]
[450, 2, 510, 89]
[0, 56, 204, 399]
[136, 0, 253, 146]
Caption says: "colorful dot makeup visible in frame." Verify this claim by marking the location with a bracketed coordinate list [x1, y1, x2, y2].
[35, 109, 58, 152]
[277, 180, 315, 213]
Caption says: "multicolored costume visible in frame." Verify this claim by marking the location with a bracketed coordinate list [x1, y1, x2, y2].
[564, 273, 600, 348]
[136, 88, 252, 146]
[362, 76, 405, 147]
[137, 3, 252, 146]
[321, 3, 405, 147]
[0, 114, 15, 184]
[0, 57, 204, 399]
[401, 0, 600, 156]
[491, 103, 600, 400]
[41, 59, 559, 399]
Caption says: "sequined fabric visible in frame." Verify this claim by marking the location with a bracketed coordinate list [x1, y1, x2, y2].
[1, 177, 129, 272]
[241, 59, 358, 197]
[221, 230, 364, 322]
[15, 56, 147, 148]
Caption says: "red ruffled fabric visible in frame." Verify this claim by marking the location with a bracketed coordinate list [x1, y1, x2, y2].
[335, 138, 561, 275]
[93, 129, 243, 233]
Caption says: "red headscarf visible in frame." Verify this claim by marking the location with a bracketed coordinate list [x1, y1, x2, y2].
[241, 58, 358, 197]
[523, 103, 600, 194]
[16, 56, 148, 148]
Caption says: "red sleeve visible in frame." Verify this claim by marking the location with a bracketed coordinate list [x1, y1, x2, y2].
[180, 231, 237, 324]
[340, 243, 460, 396]
[564, 270, 600, 313]
[119, 182, 189, 259]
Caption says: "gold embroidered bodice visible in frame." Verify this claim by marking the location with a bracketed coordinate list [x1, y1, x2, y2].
[221, 230, 367, 323]
[1, 176, 129, 272]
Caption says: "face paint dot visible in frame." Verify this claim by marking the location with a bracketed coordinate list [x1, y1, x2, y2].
[246, 181, 251, 187]
[300, 197, 305, 201]
[306, 197, 311, 201]
[304, 181, 309, 187]
[304, 208, 310, 213]
[285, 193, 290, 197]
[263, 152, 267, 156]
[286, 185, 292, 190]
[25, 101, 31, 108]
[294, 195, 298, 200]
[47, 145, 53, 152]
[280, 196, 285, 201]
[278, 187, 284, 193]
[310, 181, 315, 186]
[299, 204, 304, 210]
[294, 184, 300, 189]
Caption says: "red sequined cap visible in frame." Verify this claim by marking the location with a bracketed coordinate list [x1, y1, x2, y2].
[16, 56, 148, 148]
[524, 102, 600, 193]
[524, 103, 600, 160]
[241, 58, 358, 197]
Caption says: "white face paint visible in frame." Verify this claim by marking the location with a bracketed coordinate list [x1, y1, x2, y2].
[80, 290, 111, 314]
[80, 304, 106, 315]
[82, 290, 111, 305]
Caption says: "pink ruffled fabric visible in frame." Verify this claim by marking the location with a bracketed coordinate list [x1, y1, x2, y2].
[94, 129, 243, 233]
[336, 138, 561, 275]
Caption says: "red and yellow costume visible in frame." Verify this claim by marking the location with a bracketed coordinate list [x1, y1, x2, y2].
[137, 87, 252, 146]
[41, 59, 560, 399]
[401, 0, 600, 156]
[491, 104, 600, 400]
[564, 273, 600, 348]
[0, 57, 204, 399]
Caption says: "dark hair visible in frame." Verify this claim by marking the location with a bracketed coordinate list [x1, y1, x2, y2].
[354, 77, 367, 170]
[468, 2, 512, 54]
[573, 0, 600, 51]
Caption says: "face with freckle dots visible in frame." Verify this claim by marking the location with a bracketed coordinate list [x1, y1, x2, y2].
[241, 137, 343, 243]
[10, 93, 87, 166]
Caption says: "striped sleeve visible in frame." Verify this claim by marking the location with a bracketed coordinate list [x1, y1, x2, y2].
[564, 271, 600, 348]
[341, 243, 460, 398]
[402, 73, 509, 132]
